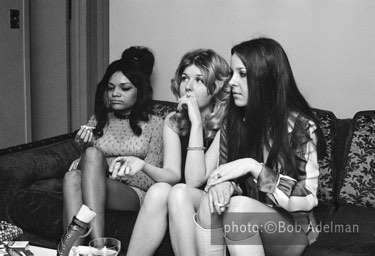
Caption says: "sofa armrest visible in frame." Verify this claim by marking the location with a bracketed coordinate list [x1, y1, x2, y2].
[0, 134, 80, 220]
[0, 138, 80, 189]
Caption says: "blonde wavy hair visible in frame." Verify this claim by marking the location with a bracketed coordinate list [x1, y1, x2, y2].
[169, 49, 231, 140]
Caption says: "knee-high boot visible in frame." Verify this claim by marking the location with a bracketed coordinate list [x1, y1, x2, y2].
[225, 231, 265, 256]
[194, 213, 226, 256]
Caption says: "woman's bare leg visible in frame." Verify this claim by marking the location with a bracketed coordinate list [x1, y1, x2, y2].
[63, 169, 85, 245]
[168, 184, 204, 256]
[223, 196, 308, 256]
[126, 182, 172, 256]
[195, 193, 226, 256]
[80, 147, 108, 239]
[63, 169, 83, 229]
[105, 178, 140, 211]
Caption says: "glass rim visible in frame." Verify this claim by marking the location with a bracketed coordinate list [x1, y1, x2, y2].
[89, 237, 121, 247]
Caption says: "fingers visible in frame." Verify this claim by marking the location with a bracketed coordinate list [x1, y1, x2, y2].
[207, 183, 232, 215]
[111, 161, 122, 179]
[205, 175, 221, 190]
[177, 99, 188, 112]
[109, 157, 133, 182]
[208, 189, 214, 214]
[209, 187, 223, 215]
[76, 126, 94, 145]
[222, 184, 232, 207]
[108, 160, 115, 174]
[177, 93, 196, 111]
[109, 157, 121, 174]
[117, 163, 126, 177]
[208, 167, 228, 187]
[213, 189, 222, 214]
[83, 129, 91, 143]
[125, 165, 131, 175]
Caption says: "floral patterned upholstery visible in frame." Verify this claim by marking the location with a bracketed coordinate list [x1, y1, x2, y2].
[149, 100, 177, 119]
[313, 108, 336, 203]
[338, 111, 375, 207]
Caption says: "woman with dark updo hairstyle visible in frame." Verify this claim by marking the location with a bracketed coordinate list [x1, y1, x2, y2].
[63, 46, 164, 246]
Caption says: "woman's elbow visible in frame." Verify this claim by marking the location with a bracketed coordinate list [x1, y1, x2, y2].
[166, 171, 181, 185]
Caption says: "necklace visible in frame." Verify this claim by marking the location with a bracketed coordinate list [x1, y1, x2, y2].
[114, 111, 130, 119]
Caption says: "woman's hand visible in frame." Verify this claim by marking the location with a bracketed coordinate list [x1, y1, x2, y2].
[75, 125, 94, 149]
[207, 181, 234, 215]
[109, 156, 145, 181]
[177, 92, 202, 126]
[205, 158, 260, 191]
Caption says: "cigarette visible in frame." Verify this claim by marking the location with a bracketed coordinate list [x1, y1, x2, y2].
[81, 125, 95, 130]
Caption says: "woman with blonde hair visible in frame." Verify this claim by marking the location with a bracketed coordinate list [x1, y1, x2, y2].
[120, 49, 231, 256]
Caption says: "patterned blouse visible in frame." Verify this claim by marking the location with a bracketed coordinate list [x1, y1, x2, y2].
[78, 112, 164, 191]
[257, 111, 319, 244]
[220, 111, 320, 244]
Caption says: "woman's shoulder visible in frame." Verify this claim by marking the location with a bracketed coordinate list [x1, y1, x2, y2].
[288, 111, 316, 131]
[288, 111, 318, 146]
[164, 111, 176, 119]
[147, 114, 165, 127]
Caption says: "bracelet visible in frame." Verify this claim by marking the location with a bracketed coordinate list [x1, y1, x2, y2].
[187, 146, 206, 151]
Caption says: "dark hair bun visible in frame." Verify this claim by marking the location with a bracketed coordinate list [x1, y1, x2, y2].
[121, 46, 155, 77]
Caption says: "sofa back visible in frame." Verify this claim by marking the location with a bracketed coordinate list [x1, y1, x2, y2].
[313, 109, 375, 208]
[336, 111, 375, 208]
[312, 108, 337, 203]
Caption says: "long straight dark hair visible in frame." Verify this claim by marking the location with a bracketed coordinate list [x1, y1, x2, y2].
[94, 58, 152, 137]
[227, 38, 324, 180]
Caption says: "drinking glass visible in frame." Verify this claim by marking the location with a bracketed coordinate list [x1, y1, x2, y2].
[89, 237, 121, 256]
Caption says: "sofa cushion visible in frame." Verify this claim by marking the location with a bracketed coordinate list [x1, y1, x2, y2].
[0, 138, 80, 222]
[9, 178, 174, 255]
[312, 202, 337, 225]
[304, 205, 375, 256]
[313, 108, 337, 203]
[338, 111, 375, 207]
[9, 179, 65, 239]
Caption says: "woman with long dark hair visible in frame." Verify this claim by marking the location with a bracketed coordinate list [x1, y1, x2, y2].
[195, 38, 324, 256]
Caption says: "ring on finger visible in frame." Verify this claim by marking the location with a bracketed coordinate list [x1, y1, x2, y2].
[214, 202, 229, 207]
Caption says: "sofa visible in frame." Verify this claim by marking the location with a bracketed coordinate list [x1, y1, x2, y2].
[0, 100, 374, 255]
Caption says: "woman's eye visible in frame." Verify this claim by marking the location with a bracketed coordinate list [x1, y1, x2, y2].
[121, 87, 131, 91]
[239, 72, 247, 78]
[196, 78, 204, 84]
[181, 76, 188, 82]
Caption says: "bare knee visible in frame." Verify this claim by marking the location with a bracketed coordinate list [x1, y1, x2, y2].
[142, 182, 171, 211]
[196, 194, 214, 228]
[63, 169, 82, 191]
[168, 183, 191, 208]
[223, 196, 263, 231]
[81, 147, 105, 163]
[226, 196, 259, 213]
